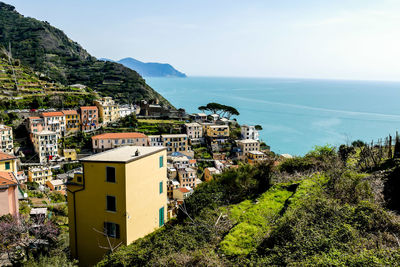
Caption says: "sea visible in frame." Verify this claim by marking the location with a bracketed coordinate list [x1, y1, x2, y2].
[146, 76, 400, 156]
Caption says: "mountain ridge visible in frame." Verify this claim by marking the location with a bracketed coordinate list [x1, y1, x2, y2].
[0, 2, 173, 107]
[101, 57, 187, 78]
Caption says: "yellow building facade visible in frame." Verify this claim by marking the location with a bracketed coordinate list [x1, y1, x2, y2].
[62, 110, 80, 133]
[0, 152, 17, 174]
[94, 97, 120, 124]
[67, 146, 167, 266]
[206, 125, 230, 138]
[28, 166, 52, 184]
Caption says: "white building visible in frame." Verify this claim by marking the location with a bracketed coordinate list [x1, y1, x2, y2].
[185, 122, 203, 144]
[41, 112, 66, 135]
[241, 125, 260, 141]
[32, 130, 59, 163]
[0, 125, 13, 154]
[119, 104, 140, 118]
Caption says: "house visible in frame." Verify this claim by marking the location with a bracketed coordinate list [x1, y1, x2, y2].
[236, 139, 260, 159]
[119, 104, 139, 118]
[0, 152, 17, 173]
[241, 125, 260, 141]
[63, 149, 77, 161]
[27, 116, 45, 134]
[206, 125, 230, 138]
[32, 130, 58, 163]
[148, 134, 193, 157]
[67, 146, 167, 266]
[167, 179, 180, 199]
[177, 167, 197, 188]
[0, 171, 19, 217]
[247, 151, 266, 164]
[204, 167, 221, 182]
[41, 111, 66, 135]
[16, 171, 27, 184]
[79, 106, 99, 132]
[185, 122, 203, 145]
[189, 113, 208, 122]
[209, 114, 219, 121]
[91, 132, 148, 153]
[173, 187, 193, 201]
[28, 166, 53, 185]
[46, 179, 66, 193]
[94, 97, 120, 124]
[0, 125, 13, 154]
[62, 110, 80, 133]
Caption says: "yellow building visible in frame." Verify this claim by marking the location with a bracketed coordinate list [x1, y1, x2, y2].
[28, 166, 52, 184]
[94, 97, 120, 125]
[0, 152, 17, 174]
[67, 146, 167, 266]
[62, 110, 80, 133]
[247, 151, 266, 164]
[63, 149, 77, 161]
[206, 125, 230, 138]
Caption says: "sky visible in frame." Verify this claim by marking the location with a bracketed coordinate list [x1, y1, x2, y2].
[5, 0, 400, 80]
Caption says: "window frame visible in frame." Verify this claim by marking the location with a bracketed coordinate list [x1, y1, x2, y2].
[106, 166, 116, 183]
[106, 195, 116, 212]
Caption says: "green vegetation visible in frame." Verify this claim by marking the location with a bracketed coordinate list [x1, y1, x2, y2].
[198, 102, 240, 119]
[0, 2, 172, 107]
[99, 141, 400, 266]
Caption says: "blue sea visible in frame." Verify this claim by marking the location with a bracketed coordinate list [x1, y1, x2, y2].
[146, 77, 400, 156]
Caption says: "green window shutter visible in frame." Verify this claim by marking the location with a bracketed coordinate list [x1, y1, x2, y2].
[5, 162, 10, 170]
[159, 181, 163, 194]
[159, 207, 164, 227]
[159, 156, 163, 168]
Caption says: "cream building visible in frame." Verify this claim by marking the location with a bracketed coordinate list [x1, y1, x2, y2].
[67, 146, 167, 266]
[94, 97, 120, 124]
[236, 139, 260, 158]
[32, 130, 59, 163]
[0, 125, 13, 154]
[185, 122, 203, 144]
[241, 125, 260, 141]
[92, 132, 148, 153]
[148, 134, 193, 157]
[41, 112, 66, 135]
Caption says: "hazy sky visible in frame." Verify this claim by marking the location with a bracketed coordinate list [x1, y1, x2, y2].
[5, 0, 400, 80]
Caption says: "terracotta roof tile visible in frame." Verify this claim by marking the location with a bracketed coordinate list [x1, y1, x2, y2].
[62, 110, 78, 115]
[28, 117, 41, 120]
[41, 112, 64, 117]
[0, 152, 16, 161]
[92, 132, 148, 140]
[0, 172, 18, 188]
[178, 187, 190, 193]
[80, 106, 97, 110]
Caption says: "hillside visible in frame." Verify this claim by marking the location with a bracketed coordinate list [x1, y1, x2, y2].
[99, 142, 400, 266]
[0, 2, 173, 107]
[0, 56, 95, 110]
[104, 57, 187, 78]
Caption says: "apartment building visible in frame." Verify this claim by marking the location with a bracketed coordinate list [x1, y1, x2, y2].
[32, 130, 58, 163]
[62, 110, 80, 133]
[177, 167, 197, 188]
[241, 125, 260, 141]
[148, 134, 192, 157]
[94, 97, 120, 124]
[41, 111, 66, 135]
[236, 139, 260, 158]
[0, 125, 13, 154]
[0, 152, 19, 217]
[80, 106, 99, 132]
[67, 146, 167, 266]
[27, 116, 45, 134]
[46, 179, 66, 193]
[185, 122, 203, 144]
[206, 125, 230, 138]
[28, 166, 53, 185]
[92, 132, 148, 153]
[247, 151, 266, 164]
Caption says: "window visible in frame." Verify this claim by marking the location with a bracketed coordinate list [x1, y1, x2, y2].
[104, 222, 120, 238]
[77, 176, 82, 183]
[159, 207, 165, 227]
[159, 156, 164, 168]
[5, 162, 10, 170]
[159, 181, 163, 194]
[106, 167, 116, 183]
[106, 195, 116, 212]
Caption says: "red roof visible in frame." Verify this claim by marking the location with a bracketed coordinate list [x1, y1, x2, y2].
[178, 187, 190, 193]
[80, 106, 97, 110]
[92, 132, 147, 140]
[41, 111, 64, 117]
[0, 172, 18, 188]
[28, 116, 41, 120]
[189, 159, 197, 164]
[0, 152, 16, 161]
[62, 110, 78, 115]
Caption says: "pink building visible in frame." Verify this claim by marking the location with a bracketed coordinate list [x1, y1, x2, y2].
[27, 116, 45, 134]
[0, 171, 19, 217]
[91, 132, 148, 152]
[80, 106, 99, 132]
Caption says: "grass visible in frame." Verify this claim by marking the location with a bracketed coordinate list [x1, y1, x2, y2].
[220, 185, 294, 256]
[138, 119, 185, 124]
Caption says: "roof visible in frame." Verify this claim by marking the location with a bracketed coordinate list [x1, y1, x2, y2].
[185, 122, 201, 127]
[206, 167, 217, 172]
[178, 187, 191, 193]
[192, 113, 207, 117]
[41, 111, 64, 117]
[80, 106, 97, 110]
[63, 149, 76, 153]
[162, 134, 188, 138]
[62, 110, 78, 115]
[209, 125, 229, 129]
[171, 179, 180, 185]
[189, 159, 197, 164]
[248, 151, 264, 155]
[48, 179, 64, 186]
[237, 139, 259, 144]
[33, 130, 57, 136]
[0, 152, 16, 161]
[30, 208, 47, 215]
[0, 124, 11, 129]
[80, 146, 166, 163]
[28, 116, 42, 120]
[0, 172, 18, 188]
[92, 132, 147, 140]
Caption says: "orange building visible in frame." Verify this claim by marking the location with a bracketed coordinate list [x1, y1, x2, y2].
[80, 106, 99, 132]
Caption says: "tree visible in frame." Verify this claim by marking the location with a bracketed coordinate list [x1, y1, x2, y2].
[255, 125, 263, 131]
[198, 103, 240, 119]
